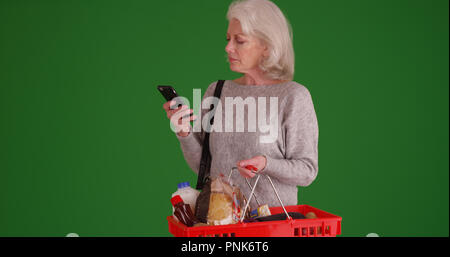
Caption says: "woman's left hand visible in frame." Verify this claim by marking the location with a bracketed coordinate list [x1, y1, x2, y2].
[236, 155, 267, 178]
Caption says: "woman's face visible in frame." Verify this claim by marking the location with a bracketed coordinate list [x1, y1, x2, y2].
[225, 18, 268, 74]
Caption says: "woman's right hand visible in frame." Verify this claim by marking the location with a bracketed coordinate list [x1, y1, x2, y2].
[162, 100, 197, 137]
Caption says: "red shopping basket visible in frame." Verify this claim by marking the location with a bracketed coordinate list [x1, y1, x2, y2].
[167, 204, 341, 237]
[168, 170, 342, 237]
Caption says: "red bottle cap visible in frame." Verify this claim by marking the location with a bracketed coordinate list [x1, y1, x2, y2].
[170, 195, 184, 206]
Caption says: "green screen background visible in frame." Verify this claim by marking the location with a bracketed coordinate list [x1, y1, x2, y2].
[0, 0, 448, 237]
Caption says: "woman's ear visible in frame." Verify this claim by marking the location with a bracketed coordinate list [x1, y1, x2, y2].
[261, 41, 270, 58]
[263, 46, 270, 59]
[256, 37, 269, 58]
[263, 47, 269, 58]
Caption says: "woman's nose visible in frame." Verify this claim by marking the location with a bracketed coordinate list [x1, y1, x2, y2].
[225, 41, 234, 54]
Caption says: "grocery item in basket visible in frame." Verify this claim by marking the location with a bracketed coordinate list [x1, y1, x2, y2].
[242, 217, 260, 223]
[194, 179, 211, 223]
[193, 222, 209, 227]
[249, 204, 271, 218]
[171, 195, 197, 227]
[305, 211, 317, 219]
[208, 191, 233, 225]
[171, 181, 200, 216]
[255, 212, 305, 222]
[194, 176, 247, 226]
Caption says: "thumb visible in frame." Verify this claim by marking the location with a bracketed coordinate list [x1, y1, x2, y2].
[238, 159, 251, 167]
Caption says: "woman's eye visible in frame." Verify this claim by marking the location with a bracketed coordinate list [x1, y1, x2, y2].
[236, 38, 244, 44]
[226, 38, 243, 44]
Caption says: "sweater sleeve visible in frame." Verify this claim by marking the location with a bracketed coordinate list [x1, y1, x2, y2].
[175, 81, 217, 174]
[260, 85, 319, 187]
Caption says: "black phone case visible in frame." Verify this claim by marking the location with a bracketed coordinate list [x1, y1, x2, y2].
[157, 85, 192, 116]
[157, 85, 180, 105]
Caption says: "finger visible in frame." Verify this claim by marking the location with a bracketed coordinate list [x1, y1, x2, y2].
[178, 123, 191, 133]
[163, 100, 176, 111]
[178, 114, 197, 123]
[178, 115, 195, 126]
[166, 105, 181, 119]
[238, 167, 250, 178]
[237, 161, 258, 174]
[167, 105, 187, 119]
[241, 169, 255, 178]
[238, 159, 252, 168]
[177, 108, 193, 121]
[171, 105, 186, 114]
[170, 115, 191, 133]
[171, 102, 185, 110]
[172, 108, 193, 125]
[162, 100, 171, 110]
[236, 166, 255, 178]
[189, 115, 198, 122]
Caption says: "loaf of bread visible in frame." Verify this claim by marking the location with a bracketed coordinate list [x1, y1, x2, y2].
[195, 176, 247, 226]
[207, 192, 233, 225]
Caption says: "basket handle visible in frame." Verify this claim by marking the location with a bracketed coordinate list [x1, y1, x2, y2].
[244, 177, 261, 206]
[230, 167, 262, 206]
[229, 167, 291, 222]
[240, 174, 261, 222]
[265, 174, 291, 221]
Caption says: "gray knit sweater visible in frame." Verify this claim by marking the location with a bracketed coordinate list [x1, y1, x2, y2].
[175, 79, 319, 210]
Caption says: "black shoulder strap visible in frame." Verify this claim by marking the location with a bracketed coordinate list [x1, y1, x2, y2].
[196, 80, 225, 190]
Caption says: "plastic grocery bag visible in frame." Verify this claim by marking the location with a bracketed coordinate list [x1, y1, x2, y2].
[194, 175, 248, 225]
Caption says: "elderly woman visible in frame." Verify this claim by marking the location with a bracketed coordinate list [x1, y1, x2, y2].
[163, 0, 318, 209]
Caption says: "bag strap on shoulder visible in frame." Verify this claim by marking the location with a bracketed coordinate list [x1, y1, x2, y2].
[196, 80, 225, 190]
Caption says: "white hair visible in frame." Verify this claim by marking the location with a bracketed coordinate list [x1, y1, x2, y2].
[226, 0, 295, 81]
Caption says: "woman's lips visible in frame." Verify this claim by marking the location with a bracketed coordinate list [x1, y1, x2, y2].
[229, 57, 238, 62]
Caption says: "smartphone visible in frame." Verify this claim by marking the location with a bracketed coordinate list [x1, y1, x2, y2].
[157, 85, 193, 116]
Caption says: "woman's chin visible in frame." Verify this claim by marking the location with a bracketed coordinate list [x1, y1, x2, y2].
[229, 64, 241, 72]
